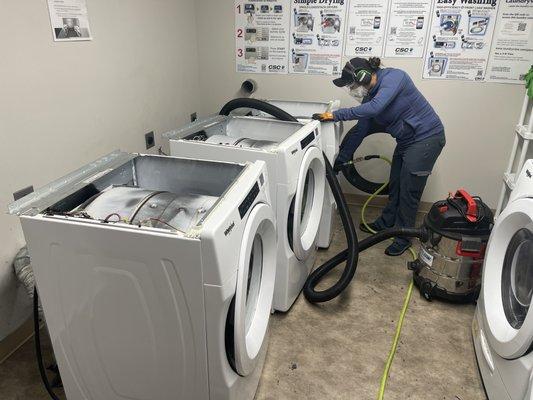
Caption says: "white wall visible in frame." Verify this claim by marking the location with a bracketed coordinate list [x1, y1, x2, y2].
[0, 0, 526, 342]
[194, 0, 525, 206]
[0, 0, 201, 339]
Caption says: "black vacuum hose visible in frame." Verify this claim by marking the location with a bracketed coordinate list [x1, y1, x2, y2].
[219, 98, 299, 123]
[304, 227, 428, 302]
[303, 155, 359, 302]
[34, 287, 60, 400]
[340, 126, 390, 195]
[303, 203, 428, 301]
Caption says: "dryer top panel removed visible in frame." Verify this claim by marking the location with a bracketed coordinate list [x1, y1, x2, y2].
[163, 115, 309, 147]
[8, 151, 246, 234]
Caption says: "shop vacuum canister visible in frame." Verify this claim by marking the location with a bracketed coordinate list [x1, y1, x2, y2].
[409, 190, 494, 303]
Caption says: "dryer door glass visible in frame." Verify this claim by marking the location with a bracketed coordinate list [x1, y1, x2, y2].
[502, 228, 533, 329]
[292, 146, 326, 261]
[233, 203, 276, 376]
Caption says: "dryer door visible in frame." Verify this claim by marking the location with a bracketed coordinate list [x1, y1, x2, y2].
[482, 198, 533, 359]
[292, 145, 326, 261]
[233, 203, 276, 376]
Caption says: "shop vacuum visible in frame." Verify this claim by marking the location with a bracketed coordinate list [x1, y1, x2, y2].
[219, 99, 495, 305]
[408, 190, 493, 302]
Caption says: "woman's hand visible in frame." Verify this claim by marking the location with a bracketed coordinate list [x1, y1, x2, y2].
[312, 112, 334, 122]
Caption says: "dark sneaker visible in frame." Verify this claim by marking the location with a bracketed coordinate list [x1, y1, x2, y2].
[359, 221, 385, 234]
[385, 240, 411, 256]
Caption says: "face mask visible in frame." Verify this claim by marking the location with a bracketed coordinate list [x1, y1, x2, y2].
[349, 85, 368, 100]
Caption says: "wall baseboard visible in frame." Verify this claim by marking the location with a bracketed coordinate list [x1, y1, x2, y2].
[0, 317, 33, 365]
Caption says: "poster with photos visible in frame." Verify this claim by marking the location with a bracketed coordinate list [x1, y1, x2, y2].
[486, 0, 533, 84]
[344, 0, 390, 57]
[423, 0, 500, 81]
[47, 0, 92, 41]
[235, 0, 291, 74]
[289, 0, 348, 75]
[383, 0, 432, 57]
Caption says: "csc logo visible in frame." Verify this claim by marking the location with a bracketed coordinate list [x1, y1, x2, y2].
[395, 47, 413, 54]
[269, 65, 285, 71]
[354, 46, 372, 53]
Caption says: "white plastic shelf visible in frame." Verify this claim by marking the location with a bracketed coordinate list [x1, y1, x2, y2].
[496, 93, 533, 217]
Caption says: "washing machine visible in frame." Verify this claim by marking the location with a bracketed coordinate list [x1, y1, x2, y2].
[473, 159, 533, 400]
[164, 116, 325, 312]
[253, 99, 342, 249]
[8, 151, 276, 400]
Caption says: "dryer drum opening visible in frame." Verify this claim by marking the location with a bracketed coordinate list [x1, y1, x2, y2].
[501, 228, 533, 329]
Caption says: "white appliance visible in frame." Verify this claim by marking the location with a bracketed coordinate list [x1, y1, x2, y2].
[473, 159, 533, 400]
[255, 99, 342, 249]
[164, 116, 325, 312]
[9, 151, 277, 400]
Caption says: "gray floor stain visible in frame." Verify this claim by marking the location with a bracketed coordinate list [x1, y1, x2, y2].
[0, 205, 487, 400]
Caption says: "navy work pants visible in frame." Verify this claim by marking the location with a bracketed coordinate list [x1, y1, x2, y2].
[375, 132, 446, 245]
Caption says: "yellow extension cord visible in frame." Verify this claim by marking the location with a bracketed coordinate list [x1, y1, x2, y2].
[357, 156, 418, 400]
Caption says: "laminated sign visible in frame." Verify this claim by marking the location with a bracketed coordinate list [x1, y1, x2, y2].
[486, 0, 533, 84]
[235, 0, 291, 74]
[47, 0, 92, 41]
[288, 0, 349, 75]
[344, 0, 390, 57]
[383, 0, 433, 57]
[423, 0, 500, 80]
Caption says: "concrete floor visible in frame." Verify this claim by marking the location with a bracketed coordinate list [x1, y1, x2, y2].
[0, 205, 487, 400]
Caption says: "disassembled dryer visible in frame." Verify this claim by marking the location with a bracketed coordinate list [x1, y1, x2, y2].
[9, 152, 277, 400]
[165, 116, 326, 312]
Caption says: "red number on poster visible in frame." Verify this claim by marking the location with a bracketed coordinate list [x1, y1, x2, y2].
[237, 49, 243, 57]
[237, 28, 243, 38]
[237, 4, 241, 13]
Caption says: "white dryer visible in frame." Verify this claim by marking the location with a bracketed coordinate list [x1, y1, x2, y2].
[255, 99, 342, 249]
[164, 116, 326, 312]
[473, 159, 533, 400]
[9, 151, 277, 400]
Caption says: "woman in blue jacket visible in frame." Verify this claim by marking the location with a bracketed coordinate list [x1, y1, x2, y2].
[314, 57, 446, 256]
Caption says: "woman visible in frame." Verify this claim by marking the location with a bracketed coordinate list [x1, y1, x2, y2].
[313, 57, 445, 256]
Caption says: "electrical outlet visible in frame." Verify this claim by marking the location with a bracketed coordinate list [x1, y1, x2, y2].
[190, 112, 197, 122]
[145, 131, 155, 149]
[13, 185, 34, 201]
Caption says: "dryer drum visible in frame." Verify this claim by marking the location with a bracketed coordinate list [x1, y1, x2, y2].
[79, 186, 217, 232]
[206, 135, 278, 151]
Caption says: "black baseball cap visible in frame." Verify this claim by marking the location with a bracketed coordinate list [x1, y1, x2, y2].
[333, 58, 372, 87]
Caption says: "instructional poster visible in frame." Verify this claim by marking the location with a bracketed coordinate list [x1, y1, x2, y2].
[235, 0, 290, 74]
[486, 0, 533, 84]
[344, 0, 390, 57]
[383, 0, 433, 57]
[289, 0, 348, 75]
[423, 0, 500, 81]
[47, 0, 92, 41]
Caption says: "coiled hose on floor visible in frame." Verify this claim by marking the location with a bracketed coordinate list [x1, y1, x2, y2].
[340, 129, 390, 195]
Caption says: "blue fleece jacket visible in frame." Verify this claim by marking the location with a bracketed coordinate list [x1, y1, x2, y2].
[333, 68, 444, 163]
